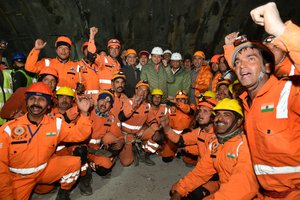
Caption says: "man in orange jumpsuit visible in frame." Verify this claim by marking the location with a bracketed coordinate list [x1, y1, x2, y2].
[209, 54, 222, 92]
[190, 51, 212, 105]
[77, 41, 101, 101]
[88, 27, 121, 90]
[35, 87, 92, 196]
[160, 90, 196, 163]
[168, 98, 259, 200]
[0, 82, 92, 200]
[163, 97, 217, 160]
[0, 67, 59, 120]
[118, 80, 160, 166]
[225, 2, 300, 199]
[25, 36, 79, 90]
[110, 71, 128, 119]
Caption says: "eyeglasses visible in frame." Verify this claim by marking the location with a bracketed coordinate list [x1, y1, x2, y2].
[263, 36, 275, 44]
[233, 35, 248, 47]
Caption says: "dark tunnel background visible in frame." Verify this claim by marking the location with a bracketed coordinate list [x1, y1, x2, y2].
[0, 0, 299, 63]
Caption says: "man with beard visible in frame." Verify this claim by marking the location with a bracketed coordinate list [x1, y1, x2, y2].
[110, 71, 128, 119]
[25, 36, 79, 90]
[88, 90, 124, 178]
[88, 27, 121, 90]
[169, 98, 258, 200]
[118, 81, 160, 166]
[161, 97, 219, 198]
[224, 2, 300, 198]
[0, 82, 92, 200]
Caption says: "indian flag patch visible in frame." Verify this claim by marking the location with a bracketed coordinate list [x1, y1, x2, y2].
[46, 132, 56, 137]
[261, 104, 274, 112]
[227, 153, 236, 159]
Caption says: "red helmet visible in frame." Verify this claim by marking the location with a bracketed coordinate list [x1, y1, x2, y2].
[55, 36, 72, 48]
[39, 67, 59, 79]
[26, 82, 53, 96]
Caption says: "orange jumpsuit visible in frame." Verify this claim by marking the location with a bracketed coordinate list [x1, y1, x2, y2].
[35, 107, 87, 194]
[110, 92, 128, 120]
[88, 109, 123, 171]
[210, 72, 222, 92]
[194, 64, 212, 104]
[88, 40, 120, 90]
[25, 48, 79, 90]
[225, 21, 300, 199]
[118, 99, 159, 166]
[240, 76, 300, 199]
[0, 113, 92, 200]
[77, 59, 101, 101]
[173, 134, 258, 199]
[159, 103, 195, 158]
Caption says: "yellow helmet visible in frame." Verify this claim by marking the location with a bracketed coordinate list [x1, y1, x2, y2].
[213, 98, 243, 117]
[56, 87, 75, 98]
[151, 88, 164, 96]
[229, 80, 240, 94]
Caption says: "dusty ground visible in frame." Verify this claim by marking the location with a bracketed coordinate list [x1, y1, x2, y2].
[31, 155, 192, 200]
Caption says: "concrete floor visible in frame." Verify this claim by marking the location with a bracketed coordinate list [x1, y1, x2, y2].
[31, 155, 192, 200]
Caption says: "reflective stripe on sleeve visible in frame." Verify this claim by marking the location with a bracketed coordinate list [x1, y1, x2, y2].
[254, 164, 300, 175]
[9, 163, 47, 175]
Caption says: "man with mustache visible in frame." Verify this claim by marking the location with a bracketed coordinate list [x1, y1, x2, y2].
[169, 98, 258, 200]
[224, 2, 300, 198]
[88, 90, 124, 178]
[161, 97, 219, 199]
[0, 82, 92, 200]
[118, 80, 160, 166]
[110, 71, 128, 120]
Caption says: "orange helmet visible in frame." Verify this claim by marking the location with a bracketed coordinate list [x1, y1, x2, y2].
[193, 51, 205, 59]
[55, 36, 72, 48]
[175, 90, 188, 99]
[198, 98, 217, 109]
[136, 80, 150, 89]
[216, 79, 231, 90]
[210, 54, 223, 63]
[111, 71, 126, 81]
[125, 49, 137, 57]
[81, 41, 89, 52]
[107, 39, 121, 48]
[26, 82, 53, 97]
[39, 67, 59, 79]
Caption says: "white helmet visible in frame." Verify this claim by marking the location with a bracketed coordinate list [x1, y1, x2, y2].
[171, 52, 182, 61]
[151, 47, 163, 55]
[163, 49, 172, 55]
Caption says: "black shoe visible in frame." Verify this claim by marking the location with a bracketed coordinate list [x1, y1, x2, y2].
[79, 169, 93, 196]
[56, 188, 71, 200]
[162, 156, 174, 163]
[140, 152, 155, 166]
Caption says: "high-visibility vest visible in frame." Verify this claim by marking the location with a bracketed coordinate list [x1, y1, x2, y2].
[15, 69, 36, 86]
[0, 69, 13, 125]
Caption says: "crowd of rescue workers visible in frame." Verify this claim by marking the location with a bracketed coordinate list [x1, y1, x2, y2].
[0, 2, 299, 200]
